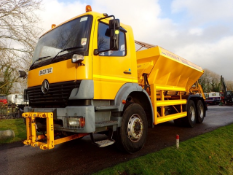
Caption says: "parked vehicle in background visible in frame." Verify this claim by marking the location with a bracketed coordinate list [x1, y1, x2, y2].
[204, 93, 209, 98]
[0, 94, 8, 118]
[205, 92, 221, 105]
[0, 94, 7, 104]
[224, 91, 233, 105]
[220, 75, 233, 105]
[7, 94, 27, 118]
[7, 94, 26, 107]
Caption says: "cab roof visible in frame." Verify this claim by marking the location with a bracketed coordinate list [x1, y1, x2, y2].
[40, 11, 131, 38]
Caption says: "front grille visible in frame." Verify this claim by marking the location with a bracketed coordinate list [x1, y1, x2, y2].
[27, 80, 81, 107]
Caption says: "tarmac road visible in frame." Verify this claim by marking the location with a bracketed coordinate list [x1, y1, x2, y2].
[0, 105, 233, 175]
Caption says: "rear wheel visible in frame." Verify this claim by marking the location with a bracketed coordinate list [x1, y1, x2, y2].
[116, 103, 148, 153]
[196, 100, 204, 123]
[183, 100, 196, 127]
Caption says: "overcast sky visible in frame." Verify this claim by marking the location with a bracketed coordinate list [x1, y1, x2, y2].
[37, 0, 233, 81]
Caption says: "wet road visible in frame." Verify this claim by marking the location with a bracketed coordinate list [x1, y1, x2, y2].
[1, 105, 233, 175]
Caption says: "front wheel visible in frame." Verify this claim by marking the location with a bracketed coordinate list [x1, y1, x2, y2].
[117, 103, 148, 153]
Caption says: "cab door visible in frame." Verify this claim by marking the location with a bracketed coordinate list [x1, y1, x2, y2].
[93, 22, 134, 99]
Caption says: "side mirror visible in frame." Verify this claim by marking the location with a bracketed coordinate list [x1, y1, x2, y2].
[109, 19, 120, 50]
[19, 70, 27, 79]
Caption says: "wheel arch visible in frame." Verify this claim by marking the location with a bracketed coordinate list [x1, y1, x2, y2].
[114, 83, 154, 128]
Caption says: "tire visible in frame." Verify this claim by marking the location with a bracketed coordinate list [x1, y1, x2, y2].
[196, 100, 204, 123]
[116, 103, 148, 153]
[183, 100, 196, 127]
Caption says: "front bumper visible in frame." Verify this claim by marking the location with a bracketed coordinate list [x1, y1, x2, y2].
[24, 106, 95, 133]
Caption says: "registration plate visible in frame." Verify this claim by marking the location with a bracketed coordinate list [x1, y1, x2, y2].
[39, 67, 53, 76]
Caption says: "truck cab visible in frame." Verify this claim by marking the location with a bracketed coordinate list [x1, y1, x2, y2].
[24, 7, 140, 150]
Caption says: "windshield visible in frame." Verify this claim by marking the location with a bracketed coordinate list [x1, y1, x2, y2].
[32, 15, 93, 62]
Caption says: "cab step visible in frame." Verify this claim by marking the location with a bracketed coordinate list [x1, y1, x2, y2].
[95, 121, 118, 127]
[95, 139, 115, 147]
[90, 133, 115, 147]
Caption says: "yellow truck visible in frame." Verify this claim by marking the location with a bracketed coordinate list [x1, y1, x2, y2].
[21, 5, 207, 153]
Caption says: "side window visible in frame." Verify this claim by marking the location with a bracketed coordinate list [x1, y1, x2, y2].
[98, 22, 126, 56]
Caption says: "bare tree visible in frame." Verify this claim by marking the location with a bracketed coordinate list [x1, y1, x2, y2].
[199, 69, 233, 92]
[226, 81, 233, 91]
[0, 0, 42, 94]
[199, 69, 220, 92]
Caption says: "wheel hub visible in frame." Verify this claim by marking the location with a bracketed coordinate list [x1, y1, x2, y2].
[190, 106, 195, 121]
[127, 114, 143, 142]
[198, 104, 204, 119]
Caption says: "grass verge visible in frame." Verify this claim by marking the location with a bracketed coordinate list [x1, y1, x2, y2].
[95, 124, 233, 175]
[0, 119, 26, 144]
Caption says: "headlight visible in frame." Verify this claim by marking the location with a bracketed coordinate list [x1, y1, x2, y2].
[68, 117, 85, 128]
[68, 118, 79, 126]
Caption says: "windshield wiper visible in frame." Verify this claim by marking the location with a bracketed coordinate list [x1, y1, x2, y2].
[50, 46, 83, 63]
[29, 56, 51, 70]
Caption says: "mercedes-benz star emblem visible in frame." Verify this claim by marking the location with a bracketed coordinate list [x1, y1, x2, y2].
[41, 79, 49, 94]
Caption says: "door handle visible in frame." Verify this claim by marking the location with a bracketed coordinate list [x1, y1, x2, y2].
[124, 71, 131, 74]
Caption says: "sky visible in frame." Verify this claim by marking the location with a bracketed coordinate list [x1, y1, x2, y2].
[36, 0, 233, 81]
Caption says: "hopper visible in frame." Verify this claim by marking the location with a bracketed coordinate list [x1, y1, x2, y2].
[136, 46, 204, 92]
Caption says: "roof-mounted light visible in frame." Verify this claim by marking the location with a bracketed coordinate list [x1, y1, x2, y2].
[51, 24, 56, 29]
[86, 5, 92, 12]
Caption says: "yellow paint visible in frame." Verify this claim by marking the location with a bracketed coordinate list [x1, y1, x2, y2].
[156, 99, 187, 107]
[28, 59, 77, 87]
[160, 90, 165, 117]
[93, 74, 138, 83]
[137, 46, 204, 125]
[94, 80, 126, 99]
[136, 46, 204, 92]
[92, 16, 138, 99]
[160, 47, 203, 71]
[23, 112, 54, 150]
[54, 134, 87, 145]
[190, 81, 206, 100]
[22, 112, 86, 150]
[156, 85, 186, 91]
[156, 112, 187, 124]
